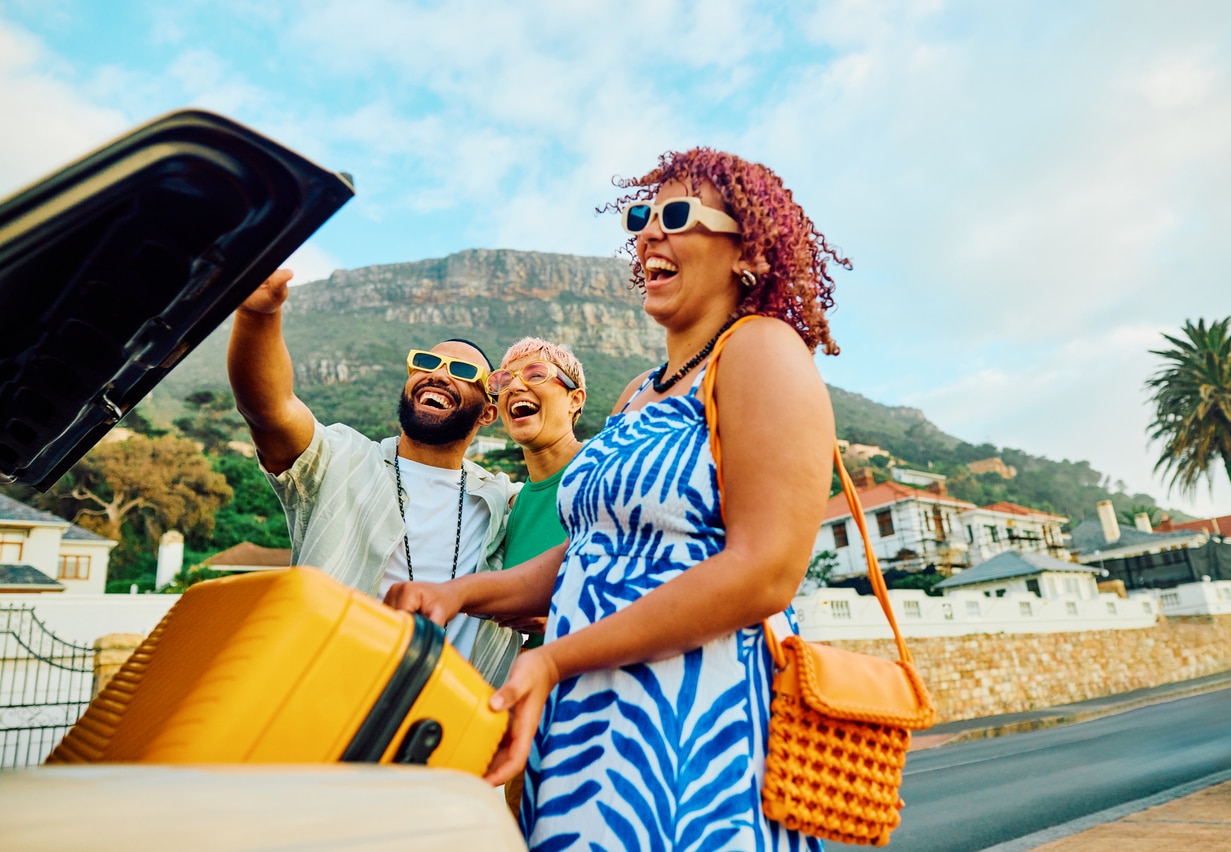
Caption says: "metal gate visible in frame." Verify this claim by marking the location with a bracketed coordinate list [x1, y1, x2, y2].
[0, 606, 94, 770]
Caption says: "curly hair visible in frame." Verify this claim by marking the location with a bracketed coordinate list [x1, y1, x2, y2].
[604, 148, 850, 355]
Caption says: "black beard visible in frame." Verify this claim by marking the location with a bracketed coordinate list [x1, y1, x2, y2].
[398, 385, 486, 446]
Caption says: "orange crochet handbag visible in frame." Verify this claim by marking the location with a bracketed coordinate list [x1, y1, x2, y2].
[701, 317, 937, 847]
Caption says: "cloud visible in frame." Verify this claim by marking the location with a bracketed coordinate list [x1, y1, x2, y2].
[284, 241, 343, 285]
[0, 18, 128, 196]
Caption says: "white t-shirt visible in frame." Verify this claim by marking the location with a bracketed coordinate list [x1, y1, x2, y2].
[379, 457, 491, 660]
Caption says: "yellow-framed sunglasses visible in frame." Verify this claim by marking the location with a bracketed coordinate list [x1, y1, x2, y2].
[406, 350, 490, 387]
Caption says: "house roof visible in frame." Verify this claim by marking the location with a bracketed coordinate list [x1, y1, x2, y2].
[204, 542, 292, 569]
[0, 494, 69, 528]
[1156, 514, 1231, 537]
[1069, 518, 1201, 557]
[825, 481, 977, 522]
[62, 523, 116, 543]
[0, 564, 65, 591]
[979, 501, 1067, 521]
[936, 550, 1097, 589]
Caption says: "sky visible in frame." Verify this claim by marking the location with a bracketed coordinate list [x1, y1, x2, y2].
[2, 0, 1228, 519]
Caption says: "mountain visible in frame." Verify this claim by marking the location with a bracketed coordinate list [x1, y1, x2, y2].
[152, 248, 1173, 524]
[154, 249, 666, 439]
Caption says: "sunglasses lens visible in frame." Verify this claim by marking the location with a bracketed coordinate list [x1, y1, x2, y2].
[522, 362, 553, 385]
[410, 352, 443, 371]
[448, 361, 480, 381]
[487, 371, 511, 394]
[626, 204, 652, 233]
[661, 200, 693, 232]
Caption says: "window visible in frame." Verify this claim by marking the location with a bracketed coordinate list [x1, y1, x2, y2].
[966, 600, 981, 617]
[1063, 577, 1080, 595]
[58, 554, 91, 580]
[1066, 602, 1078, 616]
[831, 600, 851, 620]
[966, 524, 974, 543]
[876, 510, 894, 538]
[832, 521, 849, 549]
[0, 528, 25, 562]
[984, 525, 1000, 543]
[1106, 601, 1117, 615]
[995, 589, 1006, 598]
[942, 603, 954, 621]
[1019, 601, 1033, 616]
[1160, 593, 1180, 608]
[1142, 602, 1153, 614]
[1026, 579, 1041, 596]
[903, 600, 921, 619]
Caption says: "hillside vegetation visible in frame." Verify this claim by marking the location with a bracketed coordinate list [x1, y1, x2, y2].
[159, 249, 1176, 526]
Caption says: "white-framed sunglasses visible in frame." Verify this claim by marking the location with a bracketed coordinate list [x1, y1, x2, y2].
[620, 197, 741, 236]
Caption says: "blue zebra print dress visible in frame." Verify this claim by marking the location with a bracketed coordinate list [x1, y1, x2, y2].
[521, 369, 823, 852]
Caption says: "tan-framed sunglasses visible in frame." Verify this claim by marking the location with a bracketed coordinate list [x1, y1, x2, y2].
[406, 350, 489, 386]
[620, 197, 740, 235]
[486, 361, 578, 396]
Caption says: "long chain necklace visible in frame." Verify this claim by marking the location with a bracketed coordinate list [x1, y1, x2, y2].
[652, 315, 739, 393]
[393, 459, 467, 581]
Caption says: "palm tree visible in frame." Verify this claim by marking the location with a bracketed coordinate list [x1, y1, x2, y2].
[1145, 317, 1231, 497]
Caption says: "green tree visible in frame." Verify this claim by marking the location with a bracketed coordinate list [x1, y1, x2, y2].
[1118, 503, 1162, 527]
[798, 550, 838, 595]
[174, 390, 243, 453]
[1145, 317, 1231, 498]
[63, 434, 233, 543]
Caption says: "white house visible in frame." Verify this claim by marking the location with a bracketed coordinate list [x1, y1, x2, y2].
[934, 549, 1103, 600]
[817, 477, 977, 576]
[959, 502, 1069, 566]
[0, 495, 116, 594]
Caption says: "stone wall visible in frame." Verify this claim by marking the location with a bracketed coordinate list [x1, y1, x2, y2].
[830, 615, 1231, 722]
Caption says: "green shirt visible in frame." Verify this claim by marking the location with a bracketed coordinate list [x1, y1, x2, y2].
[504, 467, 568, 649]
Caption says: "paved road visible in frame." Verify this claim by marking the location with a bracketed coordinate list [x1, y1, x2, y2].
[827, 689, 1231, 851]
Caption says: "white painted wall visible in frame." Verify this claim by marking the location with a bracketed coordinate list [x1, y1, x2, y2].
[21, 527, 63, 579]
[1155, 580, 1231, 617]
[54, 541, 112, 595]
[942, 570, 1101, 601]
[0, 594, 179, 645]
[793, 586, 1159, 642]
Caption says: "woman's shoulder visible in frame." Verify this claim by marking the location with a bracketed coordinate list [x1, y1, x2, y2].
[721, 315, 815, 364]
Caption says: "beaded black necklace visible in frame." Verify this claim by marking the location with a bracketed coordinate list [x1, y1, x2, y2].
[652, 315, 739, 393]
[393, 459, 467, 581]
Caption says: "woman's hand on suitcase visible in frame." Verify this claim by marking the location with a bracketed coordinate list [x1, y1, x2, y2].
[383, 580, 463, 625]
[484, 647, 560, 786]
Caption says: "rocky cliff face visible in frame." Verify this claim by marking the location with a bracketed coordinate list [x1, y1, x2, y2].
[286, 249, 664, 360]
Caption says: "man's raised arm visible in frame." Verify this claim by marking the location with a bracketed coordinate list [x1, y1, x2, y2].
[227, 269, 316, 475]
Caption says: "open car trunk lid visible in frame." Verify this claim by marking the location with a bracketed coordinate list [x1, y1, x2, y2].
[0, 109, 354, 489]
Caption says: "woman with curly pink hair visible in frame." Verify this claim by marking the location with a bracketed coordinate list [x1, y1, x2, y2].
[387, 148, 846, 850]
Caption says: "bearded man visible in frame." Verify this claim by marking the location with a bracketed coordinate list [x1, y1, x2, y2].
[227, 269, 520, 685]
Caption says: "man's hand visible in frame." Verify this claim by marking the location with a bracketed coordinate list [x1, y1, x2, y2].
[239, 268, 293, 315]
[483, 647, 560, 786]
[383, 580, 464, 627]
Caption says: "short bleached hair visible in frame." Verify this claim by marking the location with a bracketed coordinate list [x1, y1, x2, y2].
[500, 337, 587, 422]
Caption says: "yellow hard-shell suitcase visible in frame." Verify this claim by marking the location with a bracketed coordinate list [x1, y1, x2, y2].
[47, 567, 507, 774]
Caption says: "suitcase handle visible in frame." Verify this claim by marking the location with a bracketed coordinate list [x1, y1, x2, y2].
[395, 719, 444, 764]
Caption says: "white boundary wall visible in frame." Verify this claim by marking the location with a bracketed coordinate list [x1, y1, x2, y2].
[0, 594, 179, 646]
[795, 587, 1160, 642]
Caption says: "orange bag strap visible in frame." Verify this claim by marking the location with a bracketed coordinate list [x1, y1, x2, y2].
[699, 315, 913, 669]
